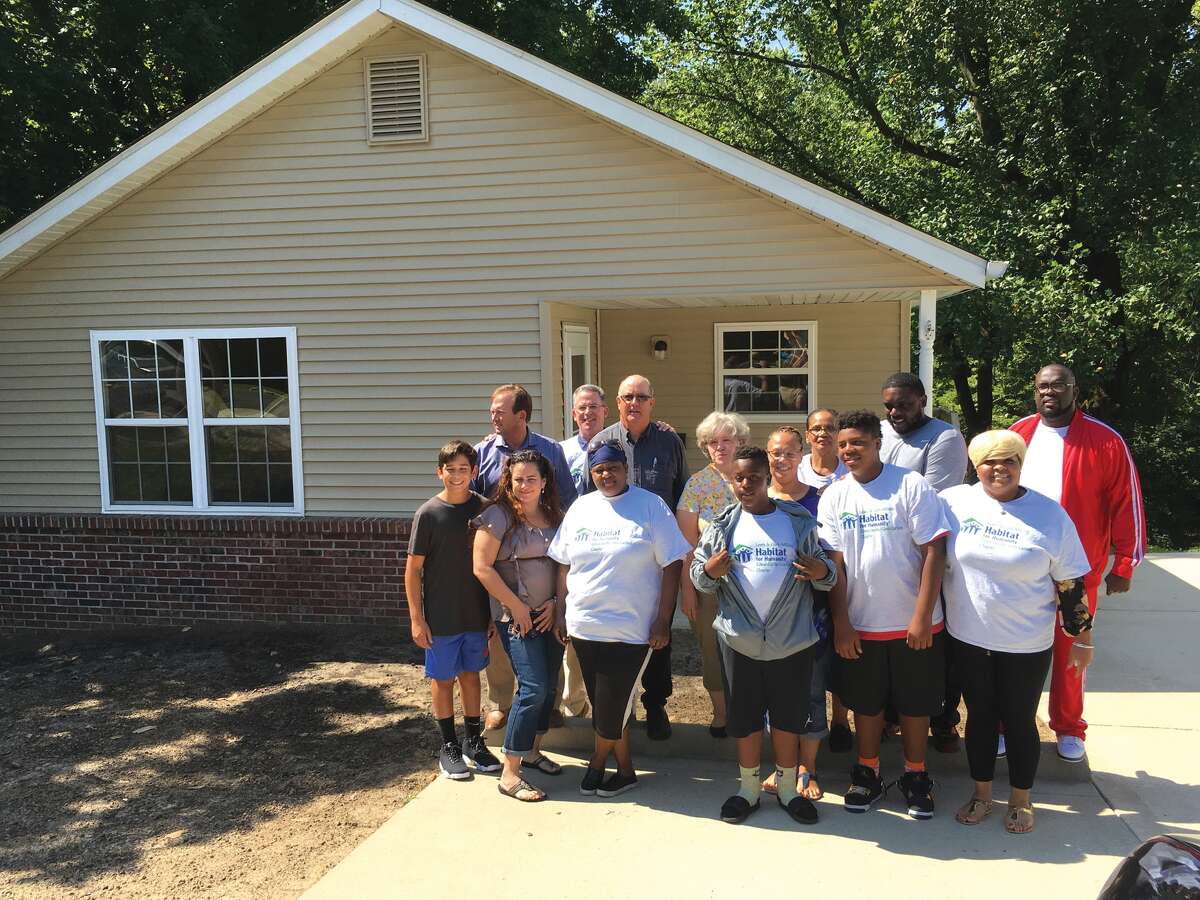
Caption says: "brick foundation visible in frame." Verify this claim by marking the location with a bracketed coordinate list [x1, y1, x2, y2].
[0, 514, 411, 635]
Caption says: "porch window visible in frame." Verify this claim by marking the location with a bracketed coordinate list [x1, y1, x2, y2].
[90, 328, 303, 515]
[715, 321, 816, 416]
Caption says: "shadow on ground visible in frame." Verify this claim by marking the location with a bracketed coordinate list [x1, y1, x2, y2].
[0, 630, 435, 892]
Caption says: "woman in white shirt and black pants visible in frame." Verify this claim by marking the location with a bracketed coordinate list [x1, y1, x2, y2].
[941, 430, 1092, 835]
[549, 440, 691, 799]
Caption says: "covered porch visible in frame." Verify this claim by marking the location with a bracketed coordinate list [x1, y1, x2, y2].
[542, 288, 952, 470]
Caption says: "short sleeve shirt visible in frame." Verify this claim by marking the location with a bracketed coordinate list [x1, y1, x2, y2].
[560, 434, 590, 496]
[677, 464, 737, 533]
[880, 418, 969, 493]
[799, 454, 847, 490]
[817, 464, 950, 637]
[408, 492, 490, 636]
[941, 483, 1090, 653]
[548, 485, 691, 644]
[473, 504, 560, 620]
[730, 508, 798, 621]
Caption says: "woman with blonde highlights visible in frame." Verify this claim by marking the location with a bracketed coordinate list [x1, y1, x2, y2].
[941, 430, 1092, 833]
[676, 411, 750, 737]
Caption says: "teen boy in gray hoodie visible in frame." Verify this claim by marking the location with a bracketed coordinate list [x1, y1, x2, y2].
[691, 446, 838, 826]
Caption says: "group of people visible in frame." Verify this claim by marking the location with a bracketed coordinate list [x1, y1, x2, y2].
[404, 364, 1145, 833]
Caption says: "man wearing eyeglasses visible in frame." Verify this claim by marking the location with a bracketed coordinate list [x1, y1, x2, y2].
[584, 374, 690, 739]
[1010, 363, 1145, 763]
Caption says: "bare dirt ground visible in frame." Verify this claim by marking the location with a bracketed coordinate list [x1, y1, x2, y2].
[0, 627, 718, 899]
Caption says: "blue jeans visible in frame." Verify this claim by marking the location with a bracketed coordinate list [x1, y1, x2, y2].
[802, 634, 832, 739]
[497, 623, 565, 755]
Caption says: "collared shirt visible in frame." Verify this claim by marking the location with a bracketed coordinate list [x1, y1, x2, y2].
[584, 421, 689, 508]
[560, 433, 590, 495]
[471, 429, 578, 508]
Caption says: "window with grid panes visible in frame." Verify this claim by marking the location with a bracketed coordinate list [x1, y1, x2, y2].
[716, 322, 814, 416]
[92, 329, 301, 513]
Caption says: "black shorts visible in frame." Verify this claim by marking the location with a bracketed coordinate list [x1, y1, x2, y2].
[834, 630, 946, 718]
[718, 639, 815, 739]
[571, 637, 652, 741]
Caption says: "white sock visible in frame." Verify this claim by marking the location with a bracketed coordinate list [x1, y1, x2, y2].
[737, 765, 761, 803]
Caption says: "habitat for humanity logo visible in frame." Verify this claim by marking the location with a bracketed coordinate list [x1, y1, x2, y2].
[732, 544, 754, 563]
[575, 526, 625, 545]
[961, 517, 1021, 544]
[839, 511, 895, 532]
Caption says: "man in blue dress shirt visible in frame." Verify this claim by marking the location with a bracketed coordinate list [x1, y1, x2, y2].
[471, 383, 577, 730]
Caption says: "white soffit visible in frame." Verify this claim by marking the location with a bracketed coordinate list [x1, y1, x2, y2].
[0, 0, 1006, 288]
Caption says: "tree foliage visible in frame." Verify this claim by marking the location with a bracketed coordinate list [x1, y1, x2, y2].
[645, 0, 1200, 546]
[0, 0, 685, 229]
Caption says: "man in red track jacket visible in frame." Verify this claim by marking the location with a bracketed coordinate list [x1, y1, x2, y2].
[1010, 364, 1145, 761]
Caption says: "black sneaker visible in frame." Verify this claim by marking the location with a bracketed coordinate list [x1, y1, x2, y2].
[827, 723, 853, 754]
[645, 705, 672, 741]
[897, 770, 935, 820]
[580, 767, 605, 796]
[843, 764, 883, 813]
[439, 741, 471, 781]
[462, 736, 502, 773]
[597, 771, 638, 797]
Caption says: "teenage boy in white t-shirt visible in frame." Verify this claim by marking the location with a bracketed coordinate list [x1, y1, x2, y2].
[818, 410, 950, 819]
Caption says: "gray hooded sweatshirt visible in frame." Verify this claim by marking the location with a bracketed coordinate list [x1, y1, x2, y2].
[690, 499, 837, 661]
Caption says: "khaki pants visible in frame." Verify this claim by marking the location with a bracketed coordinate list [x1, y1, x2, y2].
[558, 641, 589, 715]
[690, 591, 724, 694]
[485, 630, 515, 711]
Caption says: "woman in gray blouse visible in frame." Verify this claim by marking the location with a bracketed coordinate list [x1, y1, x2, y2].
[473, 449, 566, 802]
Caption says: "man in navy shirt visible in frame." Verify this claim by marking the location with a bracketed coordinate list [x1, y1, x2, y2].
[585, 374, 689, 740]
[472, 383, 576, 731]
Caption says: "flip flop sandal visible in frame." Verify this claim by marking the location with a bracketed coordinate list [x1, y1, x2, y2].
[498, 779, 546, 802]
[1005, 806, 1035, 834]
[955, 798, 994, 825]
[799, 771, 823, 800]
[520, 754, 563, 775]
[720, 795, 760, 824]
[779, 794, 819, 825]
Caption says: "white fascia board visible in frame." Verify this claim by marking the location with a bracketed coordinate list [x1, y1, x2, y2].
[0, 0, 390, 277]
[380, 0, 1000, 289]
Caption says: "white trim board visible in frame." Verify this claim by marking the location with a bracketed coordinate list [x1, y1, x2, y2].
[0, 0, 1008, 288]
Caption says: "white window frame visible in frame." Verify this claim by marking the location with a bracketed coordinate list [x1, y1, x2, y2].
[561, 323, 592, 437]
[89, 326, 305, 516]
[713, 320, 818, 419]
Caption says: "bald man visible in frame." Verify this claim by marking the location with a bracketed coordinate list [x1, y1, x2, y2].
[1010, 364, 1145, 763]
[585, 375, 689, 739]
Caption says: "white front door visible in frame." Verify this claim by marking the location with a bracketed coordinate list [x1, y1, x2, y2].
[562, 324, 592, 437]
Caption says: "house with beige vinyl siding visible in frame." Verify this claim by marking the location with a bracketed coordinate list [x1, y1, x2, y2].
[0, 0, 1005, 635]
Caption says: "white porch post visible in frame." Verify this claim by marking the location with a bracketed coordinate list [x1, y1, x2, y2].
[917, 289, 938, 416]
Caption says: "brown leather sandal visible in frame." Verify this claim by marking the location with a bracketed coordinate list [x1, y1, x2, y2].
[498, 779, 546, 802]
[955, 797, 994, 825]
[1005, 805, 1035, 834]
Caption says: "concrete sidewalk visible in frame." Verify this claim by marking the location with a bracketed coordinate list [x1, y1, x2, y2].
[304, 554, 1200, 899]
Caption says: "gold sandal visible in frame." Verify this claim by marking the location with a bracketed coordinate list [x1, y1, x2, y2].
[1005, 805, 1035, 834]
[498, 779, 546, 802]
[955, 797, 994, 825]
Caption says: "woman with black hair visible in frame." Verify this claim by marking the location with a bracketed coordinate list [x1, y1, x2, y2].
[473, 449, 566, 802]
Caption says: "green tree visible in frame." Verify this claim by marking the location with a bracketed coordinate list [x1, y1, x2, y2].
[645, 0, 1200, 546]
[0, 0, 685, 229]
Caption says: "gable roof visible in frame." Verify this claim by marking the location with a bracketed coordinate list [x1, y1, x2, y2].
[0, 0, 1008, 288]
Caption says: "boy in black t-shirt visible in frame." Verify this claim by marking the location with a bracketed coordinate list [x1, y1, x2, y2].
[405, 440, 501, 779]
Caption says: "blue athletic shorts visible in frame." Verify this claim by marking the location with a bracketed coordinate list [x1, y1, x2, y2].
[425, 630, 489, 681]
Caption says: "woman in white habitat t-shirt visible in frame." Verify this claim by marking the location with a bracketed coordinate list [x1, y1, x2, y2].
[941, 430, 1090, 835]
[548, 439, 690, 799]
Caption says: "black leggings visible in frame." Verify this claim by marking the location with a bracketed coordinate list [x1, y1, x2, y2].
[954, 637, 1053, 790]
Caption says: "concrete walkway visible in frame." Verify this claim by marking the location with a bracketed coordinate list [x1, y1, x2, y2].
[304, 554, 1200, 899]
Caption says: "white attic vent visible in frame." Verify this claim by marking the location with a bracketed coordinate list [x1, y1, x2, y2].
[364, 55, 427, 144]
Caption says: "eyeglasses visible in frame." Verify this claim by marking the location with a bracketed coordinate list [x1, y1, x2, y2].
[1035, 381, 1075, 394]
[574, 403, 603, 412]
[618, 393, 652, 403]
[807, 425, 836, 434]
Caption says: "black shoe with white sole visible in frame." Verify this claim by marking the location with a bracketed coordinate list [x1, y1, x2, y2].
[439, 741, 471, 780]
[597, 772, 638, 797]
[897, 770, 935, 819]
[580, 767, 605, 796]
[462, 736, 502, 773]
[843, 764, 884, 813]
